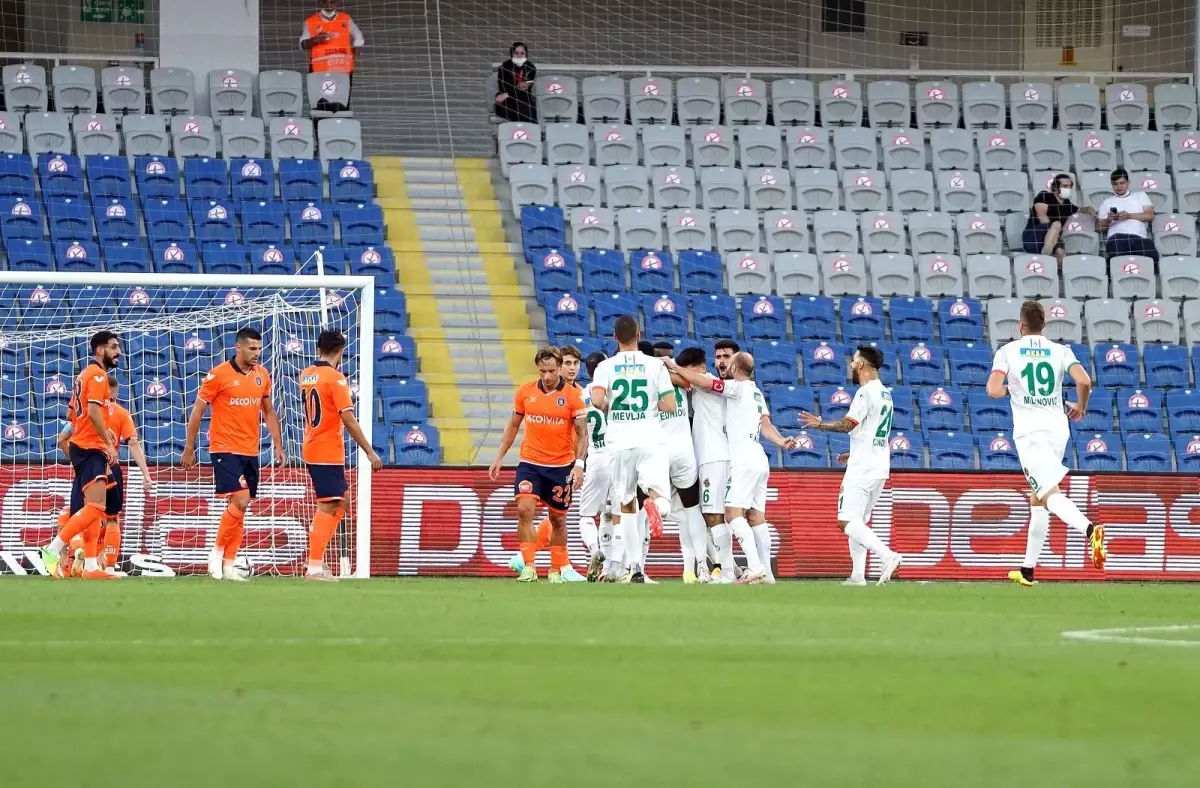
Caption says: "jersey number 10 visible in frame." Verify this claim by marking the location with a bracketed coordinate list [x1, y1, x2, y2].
[304, 388, 323, 428]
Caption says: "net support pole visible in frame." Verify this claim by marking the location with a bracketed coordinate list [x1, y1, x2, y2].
[315, 249, 329, 328]
[355, 283, 376, 579]
[1195, 2, 1200, 88]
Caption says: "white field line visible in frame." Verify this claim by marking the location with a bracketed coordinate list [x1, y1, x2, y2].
[1062, 624, 1200, 647]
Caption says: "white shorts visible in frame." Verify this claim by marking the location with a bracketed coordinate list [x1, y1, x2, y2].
[578, 452, 613, 518]
[609, 446, 670, 506]
[725, 462, 769, 512]
[698, 461, 729, 515]
[837, 476, 887, 523]
[1015, 429, 1070, 499]
[668, 442, 698, 490]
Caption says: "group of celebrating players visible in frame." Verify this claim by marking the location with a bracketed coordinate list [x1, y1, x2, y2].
[491, 301, 1110, 586]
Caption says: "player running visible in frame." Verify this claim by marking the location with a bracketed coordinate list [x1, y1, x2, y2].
[182, 327, 286, 582]
[489, 346, 588, 583]
[299, 330, 384, 582]
[799, 346, 903, 586]
[987, 300, 1107, 585]
[41, 331, 122, 580]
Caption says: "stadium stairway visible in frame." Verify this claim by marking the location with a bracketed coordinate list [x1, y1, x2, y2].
[373, 156, 543, 465]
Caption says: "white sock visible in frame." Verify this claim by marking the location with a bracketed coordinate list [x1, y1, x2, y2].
[643, 523, 652, 566]
[48, 535, 65, 553]
[651, 494, 672, 521]
[712, 524, 735, 573]
[1045, 492, 1091, 536]
[706, 529, 720, 564]
[579, 515, 599, 554]
[845, 519, 892, 559]
[223, 558, 235, 570]
[84, 556, 99, 571]
[598, 513, 614, 559]
[684, 506, 709, 572]
[751, 523, 773, 576]
[678, 514, 696, 572]
[1023, 506, 1051, 568]
[622, 511, 643, 571]
[848, 534, 867, 580]
[729, 516, 764, 573]
[307, 560, 322, 573]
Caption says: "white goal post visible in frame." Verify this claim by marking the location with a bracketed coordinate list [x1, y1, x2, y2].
[0, 271, 376, 579]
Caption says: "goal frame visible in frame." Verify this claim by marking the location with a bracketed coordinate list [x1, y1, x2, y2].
[0, 271, 377, 579]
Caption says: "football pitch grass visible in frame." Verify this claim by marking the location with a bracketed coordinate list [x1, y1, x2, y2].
[2, 579, 1198, 787]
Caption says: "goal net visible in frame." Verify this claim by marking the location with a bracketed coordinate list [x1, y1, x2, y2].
[0, 271, 376, 578]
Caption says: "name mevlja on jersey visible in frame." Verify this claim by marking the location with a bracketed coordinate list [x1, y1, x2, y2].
[590, 351, 673, 451]
[991, 336, 1077, 438]
[843, 379, 892, 481]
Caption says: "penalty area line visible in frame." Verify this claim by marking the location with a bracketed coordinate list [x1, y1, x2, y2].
[1062, 624, 1200, 647]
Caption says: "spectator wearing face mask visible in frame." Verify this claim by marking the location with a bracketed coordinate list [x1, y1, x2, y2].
[1022, 173, 1095, 263]
[1097, 167, 1159, 262]
[495, 42, 538, 124]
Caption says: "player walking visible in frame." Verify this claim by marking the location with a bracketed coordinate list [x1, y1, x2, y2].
[489, 346, 588, 583]
[181, 327, 286, 582]
[987, 301, 1107, 585]
[299, 330, 384, 581]
[800, 346, 903, 586]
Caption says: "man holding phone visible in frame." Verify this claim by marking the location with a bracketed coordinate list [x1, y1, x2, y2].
[1096, 167, 1158, 261]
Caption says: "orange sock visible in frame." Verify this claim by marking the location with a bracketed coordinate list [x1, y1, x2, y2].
[57, 508, 70, 531]
[82, 519, 102, 560]
[217, 507, 246, 561]
[102, 518, 121, 568]
[60, 502, 103, 546]
[535, 518, 552, 552]
[550, 544, 570, 571]
[308, 511, 338, 568]
[520, 542, 537, 568]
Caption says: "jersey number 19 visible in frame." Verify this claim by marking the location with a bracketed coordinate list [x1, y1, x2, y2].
[1020, 360, 1056, 396]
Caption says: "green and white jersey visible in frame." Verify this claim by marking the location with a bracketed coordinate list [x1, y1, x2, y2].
[582, 388, 609, 456]
[844, 378, 893, 481]
[991, 335, 1078, 439]
[659, 383, 694, 450]
[719, 378, 768, 466]
[589, 351, 673, 452]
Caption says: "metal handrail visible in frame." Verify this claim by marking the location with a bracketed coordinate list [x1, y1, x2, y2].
[0, 52, 159, 69]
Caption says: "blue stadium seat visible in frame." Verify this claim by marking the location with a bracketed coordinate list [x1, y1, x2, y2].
[642, 293, 689, 339]
[1175, 434, 1200, 472]
[93, 196, 140, 243]
[39, 372, 72, 408]
[73, 285, 118, 320]
[1078, 389, 1115, 432]
[629, 250, 675, 293]
[38, 154, 83, 199]
[1144, 343, 1190, 388]
[380, 380, 429, 423]
[154, 241, 200, 274]
[752, 340, 798, 386]
[288, 202, 334, 245]
[742, 295, 787, 340]
[889, 296, 935, 343]
[1116, 387, 1162, 433]
[692, 293, 738, 341]
[374, 290, 408, 334]
[183, 157, 229, 201]
[800, 341, 846, 386]
[85, 155, 131, 199]
[134, 376, 182, 425]
[375, 334, 417, 380]
[57, 241, 101, 272]
[192, 199, 238, 244]
[173, 328, 219, 374]
[143, 198, 190, 243]
[116, 286, 163, 318]
[789, 295, 835, 343]
[888, 385, 915, 431]
[19, 284, 68, 329]
[521, 205, 566, 250]
[297, 244, 347, 275]
[938, 297, 984, 344]
[279, 158, 323, 202]
[897, 342, 945, 387]
[1076, 433, 1122, 471]
[966, 390, 1011, 432]
[139, 423, 186, 463]
[7, 239, 53, 271]
[195, 242, 246, 275]
[929, 431, 975, 469]
[591, 292, 638, 336]
[1093, 343, 1138, 388]
[329, 159, 374, 204]
[1166, 389, 1200, 434]
[918, 386, 964, 431]
[544, 292, 591, 336]
[338, 203, 385, 246]
[239, 199, 286, 244]
[840, 297, 885, 343]
[782, 430, 828, 468]
[978, 432, 1021, 470]
[889, 432, 925, 468]
[103, 241, 152, 273]
[818, 385, 857, 420]
[45, 197, 91, 242]
[526, 247, 578, 294]
[0, 421, 38, 461]
[579, 249, 624, 293]
[0, 154, 35, 197]
[134, 156, 180, 200]
[350, 246, 396, 288]
[768, 385, 815, 429]
[1066, 342, 1091, 380]
[0, 196, 42, 241]
[244, 242, 291, 274]
[1125, 432, 1171, 472]
[0, 376, 33, 411]
[395, 424, 440, 466]
[370, 427, 392, 464]
[549, 336, 605, 364]
[29, 338, 76, 375]
[948, 343, 992, 387]
[678, 250, 723, 295]
[230, 158, 274, 202]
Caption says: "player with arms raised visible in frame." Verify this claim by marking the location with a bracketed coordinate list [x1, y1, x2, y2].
[182, 327, 286, 582]
[299, 330, 383, 581]
[987, 301, 1106, 585]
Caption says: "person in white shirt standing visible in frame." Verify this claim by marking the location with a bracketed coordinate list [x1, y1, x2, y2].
[800, 346, 903, 586]
[590, 316, 676, 583]
[987, 300, 1107, 585]
[578, 350, 614, 581]
[1096, 167, 1158, 262]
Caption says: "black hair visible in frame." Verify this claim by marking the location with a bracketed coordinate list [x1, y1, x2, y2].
[317, 329, 347, 356]
[855, 345, 885, 371]
[713, 338, 740, 353]
[235, 327, 263, 343]
[638, 339, 655, 356]
[675, 347, 706, 368]
[1110, 167, 1129, 182]
[652, 340, 674, 352]
[585, 351, 607, 380]
[510, 41, 527, 57]
[90, 330, 118, 352]
[1053, 172, 1072, 189]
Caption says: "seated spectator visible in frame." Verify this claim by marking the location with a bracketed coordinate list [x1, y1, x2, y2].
[1097, 167, 1158, 261]
[1022, 173, 1094, 262]
[496, 42, 537, 123]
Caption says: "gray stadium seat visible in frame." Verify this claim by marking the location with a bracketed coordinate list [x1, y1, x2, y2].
[771, 79, 816, 126]
[690, 125, 734, 167]
[1040, 298, 1084, 343]
[794, 167, 839, 211]
[1062, 214, 1099, 256]
[1170, 131, 1200, 172]
[1107, 83, 1150, 131]
[763, 210, 808, 253]
[1154, 213, 1196, 257]
[497, 122, 541, 173]
[101, 67, 147, 116]
[1012, 254, 1059, 298]
[1177, 171, 1200, 213]
[259, 70, 304, 118]
[53, 65, 97, 114]
[957, 212, 1002, 255]
[890, 169, 935, 212]
[842, 169, 887, 212]
[787, 126, 830, 169]
[966, 254, 1012, 298]
[629, 77, 672, 126]
[1184, 301, 1200, 346]
[307, 72, 351, 117]
[666, 208, 712, 252]
[918, 253, 964, 297]
[821, 252, 868, 296]
[1160, 256, 1200, 299]
[1058, 83, 1102, 130]
[317, 117, 361, 162]
[909, 212, 954, 254]
[222, 116, 267, 159]
[715, 208, 759, 253]
[571, 206, 617, 248]
[773, 252, 820, 295]
[544, 123, 588, 166]
[1120, 131, 1166, 171]
[593, 124, 637, 167]
[509, 164, 553, 213]
[746, 167, 792, 210]
[150, 67, 195, 116]
[557, 164, 602, 207]
[700, 167, 745, 209]
[582, 76, 626, 125]
[986, 298, 1023, 345]
[930, 129, 975, 171]
[985, 170, 1030, 214]
[870, 253, 916, 296]
[726, 251, 771, 295]
[651, 166, 696, 208]
[72, 113, 120, 156]
[962, 82, 1005, 129]
[605, 165, 650, 209]
[861, 211, 905, 254]
[818, 80, 862, 127]
[616, 207, 663, 249]
[642, 125, 686, 167]
[1154, 83, 1197, 131]
[3, 64, 48, 113]
[881, 129, 925, 171]
[1111, 256, 1157, 299]
[937, 170, 983, 213]
[738, 126, 783, 167]
[536, 75, 578, 123]
[267, 116, 312, 160]
[1080, 171, 1116, 207]
[25, 112, 71, 155]
[1135, 171, 1174, 213]
[676, 78, 720, 125]
[1134, 299, 1181, 344]
[723, 77, 767, 125]
[1025, 130, 1069, 171]
[1004, 212, 1026, 252]
[978, 130, 1021, 171]
[1085, 299, 1133, 344]
[1073, 130, 1116, 172]
[209, 69, 254, 117]
[123, 114, 169, 158]
[1061, 255, 1108, 300]
[1010, 82, 1053, 129]
[867, 81, 911, 128]
[0, 112, 21, 153]
[174, 115, 218, 159]
[915, 81, 959, 129]
[833, 127, 878, 170]
[813, 210, 858, 254]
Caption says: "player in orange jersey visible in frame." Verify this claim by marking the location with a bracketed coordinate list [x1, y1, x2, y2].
[181, 327, 286, 582]
[299, 330, 383, 581]
[489, 346, 588, 582]
[41, 331, 121, 580]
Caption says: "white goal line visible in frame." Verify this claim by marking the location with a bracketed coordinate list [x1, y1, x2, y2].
[1061, 624, 1200, 647]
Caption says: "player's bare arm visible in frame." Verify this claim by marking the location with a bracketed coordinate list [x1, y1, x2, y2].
[128, 436, 154, 495]
[657, 390, 677, 414]
[759, 415, 793, 448]
[488, 411, 524, 480]
[589, 384, 608, 412]
[341, 410, 384, 471]
[180, 398, 209, 469]
[664, 359, 718, 391]
[56, 426, 70, 457]
[799, 411, 857, 433]
[986, 370, 1009, 400]
[1065, 362, 1092, 421]
[261, 395, 287, 465]
[570, 415, 588, 487]
[88, 401, 116, 464]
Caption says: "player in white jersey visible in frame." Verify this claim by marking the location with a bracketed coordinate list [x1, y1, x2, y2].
[987, 300, 1107, 585]
[667, 351, 792, 584]
[578, 350, 615, 581]
[589, 315, 676, 583]
[800, 346, 903, 586]
[685, 339, 739, 580]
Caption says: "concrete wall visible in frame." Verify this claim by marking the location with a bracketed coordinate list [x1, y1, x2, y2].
[21, 0, 159, 57]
